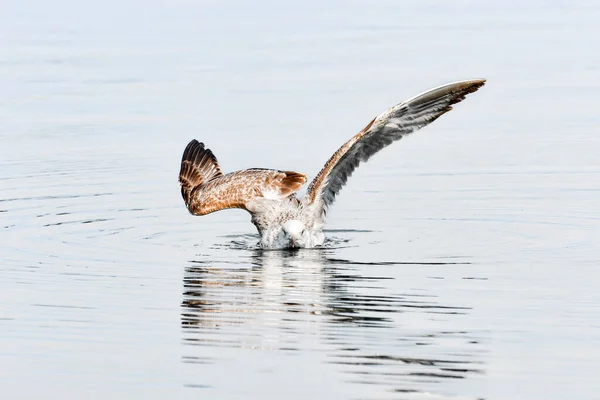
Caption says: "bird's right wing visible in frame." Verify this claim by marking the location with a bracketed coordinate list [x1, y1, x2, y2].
[179, 139, 307, 216]
[304, 79, 486, 211]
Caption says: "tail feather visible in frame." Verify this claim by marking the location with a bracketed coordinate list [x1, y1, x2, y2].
[179, 139, 223, 203]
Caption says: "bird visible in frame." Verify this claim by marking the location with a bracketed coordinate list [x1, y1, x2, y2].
[179, 79, 486, 249]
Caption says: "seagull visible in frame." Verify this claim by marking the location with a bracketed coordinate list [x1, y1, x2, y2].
[179, 79, 485, 249]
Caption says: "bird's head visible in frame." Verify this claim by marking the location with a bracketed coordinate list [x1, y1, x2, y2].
[282, 219, 306, 248]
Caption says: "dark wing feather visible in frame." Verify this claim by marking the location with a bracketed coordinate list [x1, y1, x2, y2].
[179, 140, 223, 203]
[304, 79, 486, 210]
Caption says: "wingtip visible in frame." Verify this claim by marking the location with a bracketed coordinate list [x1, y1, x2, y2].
[471, 78, 486, 87]
[455, 78, 486, 92]
[444, 79, 487, 107]
[179, 139, 223, 205]
[186, 138, 202, 148]
[471, 78, 486, 84]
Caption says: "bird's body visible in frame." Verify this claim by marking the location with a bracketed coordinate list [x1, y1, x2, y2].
[250, 198, 326, 248]
[179, 79, 486, 249]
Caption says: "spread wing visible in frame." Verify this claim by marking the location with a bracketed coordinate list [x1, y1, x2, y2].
[179, 140, 307, 216]
[304, 79, 486, 211]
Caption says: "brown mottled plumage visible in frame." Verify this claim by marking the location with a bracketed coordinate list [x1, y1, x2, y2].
[179, 79, 486, 248]
[179, 141, 307, 215]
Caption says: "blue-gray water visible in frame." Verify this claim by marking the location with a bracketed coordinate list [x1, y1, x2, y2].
[2, 1, 600, 399]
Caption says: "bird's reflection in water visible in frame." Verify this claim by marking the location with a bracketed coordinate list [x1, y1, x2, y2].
[181, 239, 485, 397]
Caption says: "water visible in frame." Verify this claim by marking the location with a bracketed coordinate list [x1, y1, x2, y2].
[2, 1, 600, 399]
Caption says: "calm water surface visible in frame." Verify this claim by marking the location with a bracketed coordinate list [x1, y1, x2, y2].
[2, 1, 600, 399]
